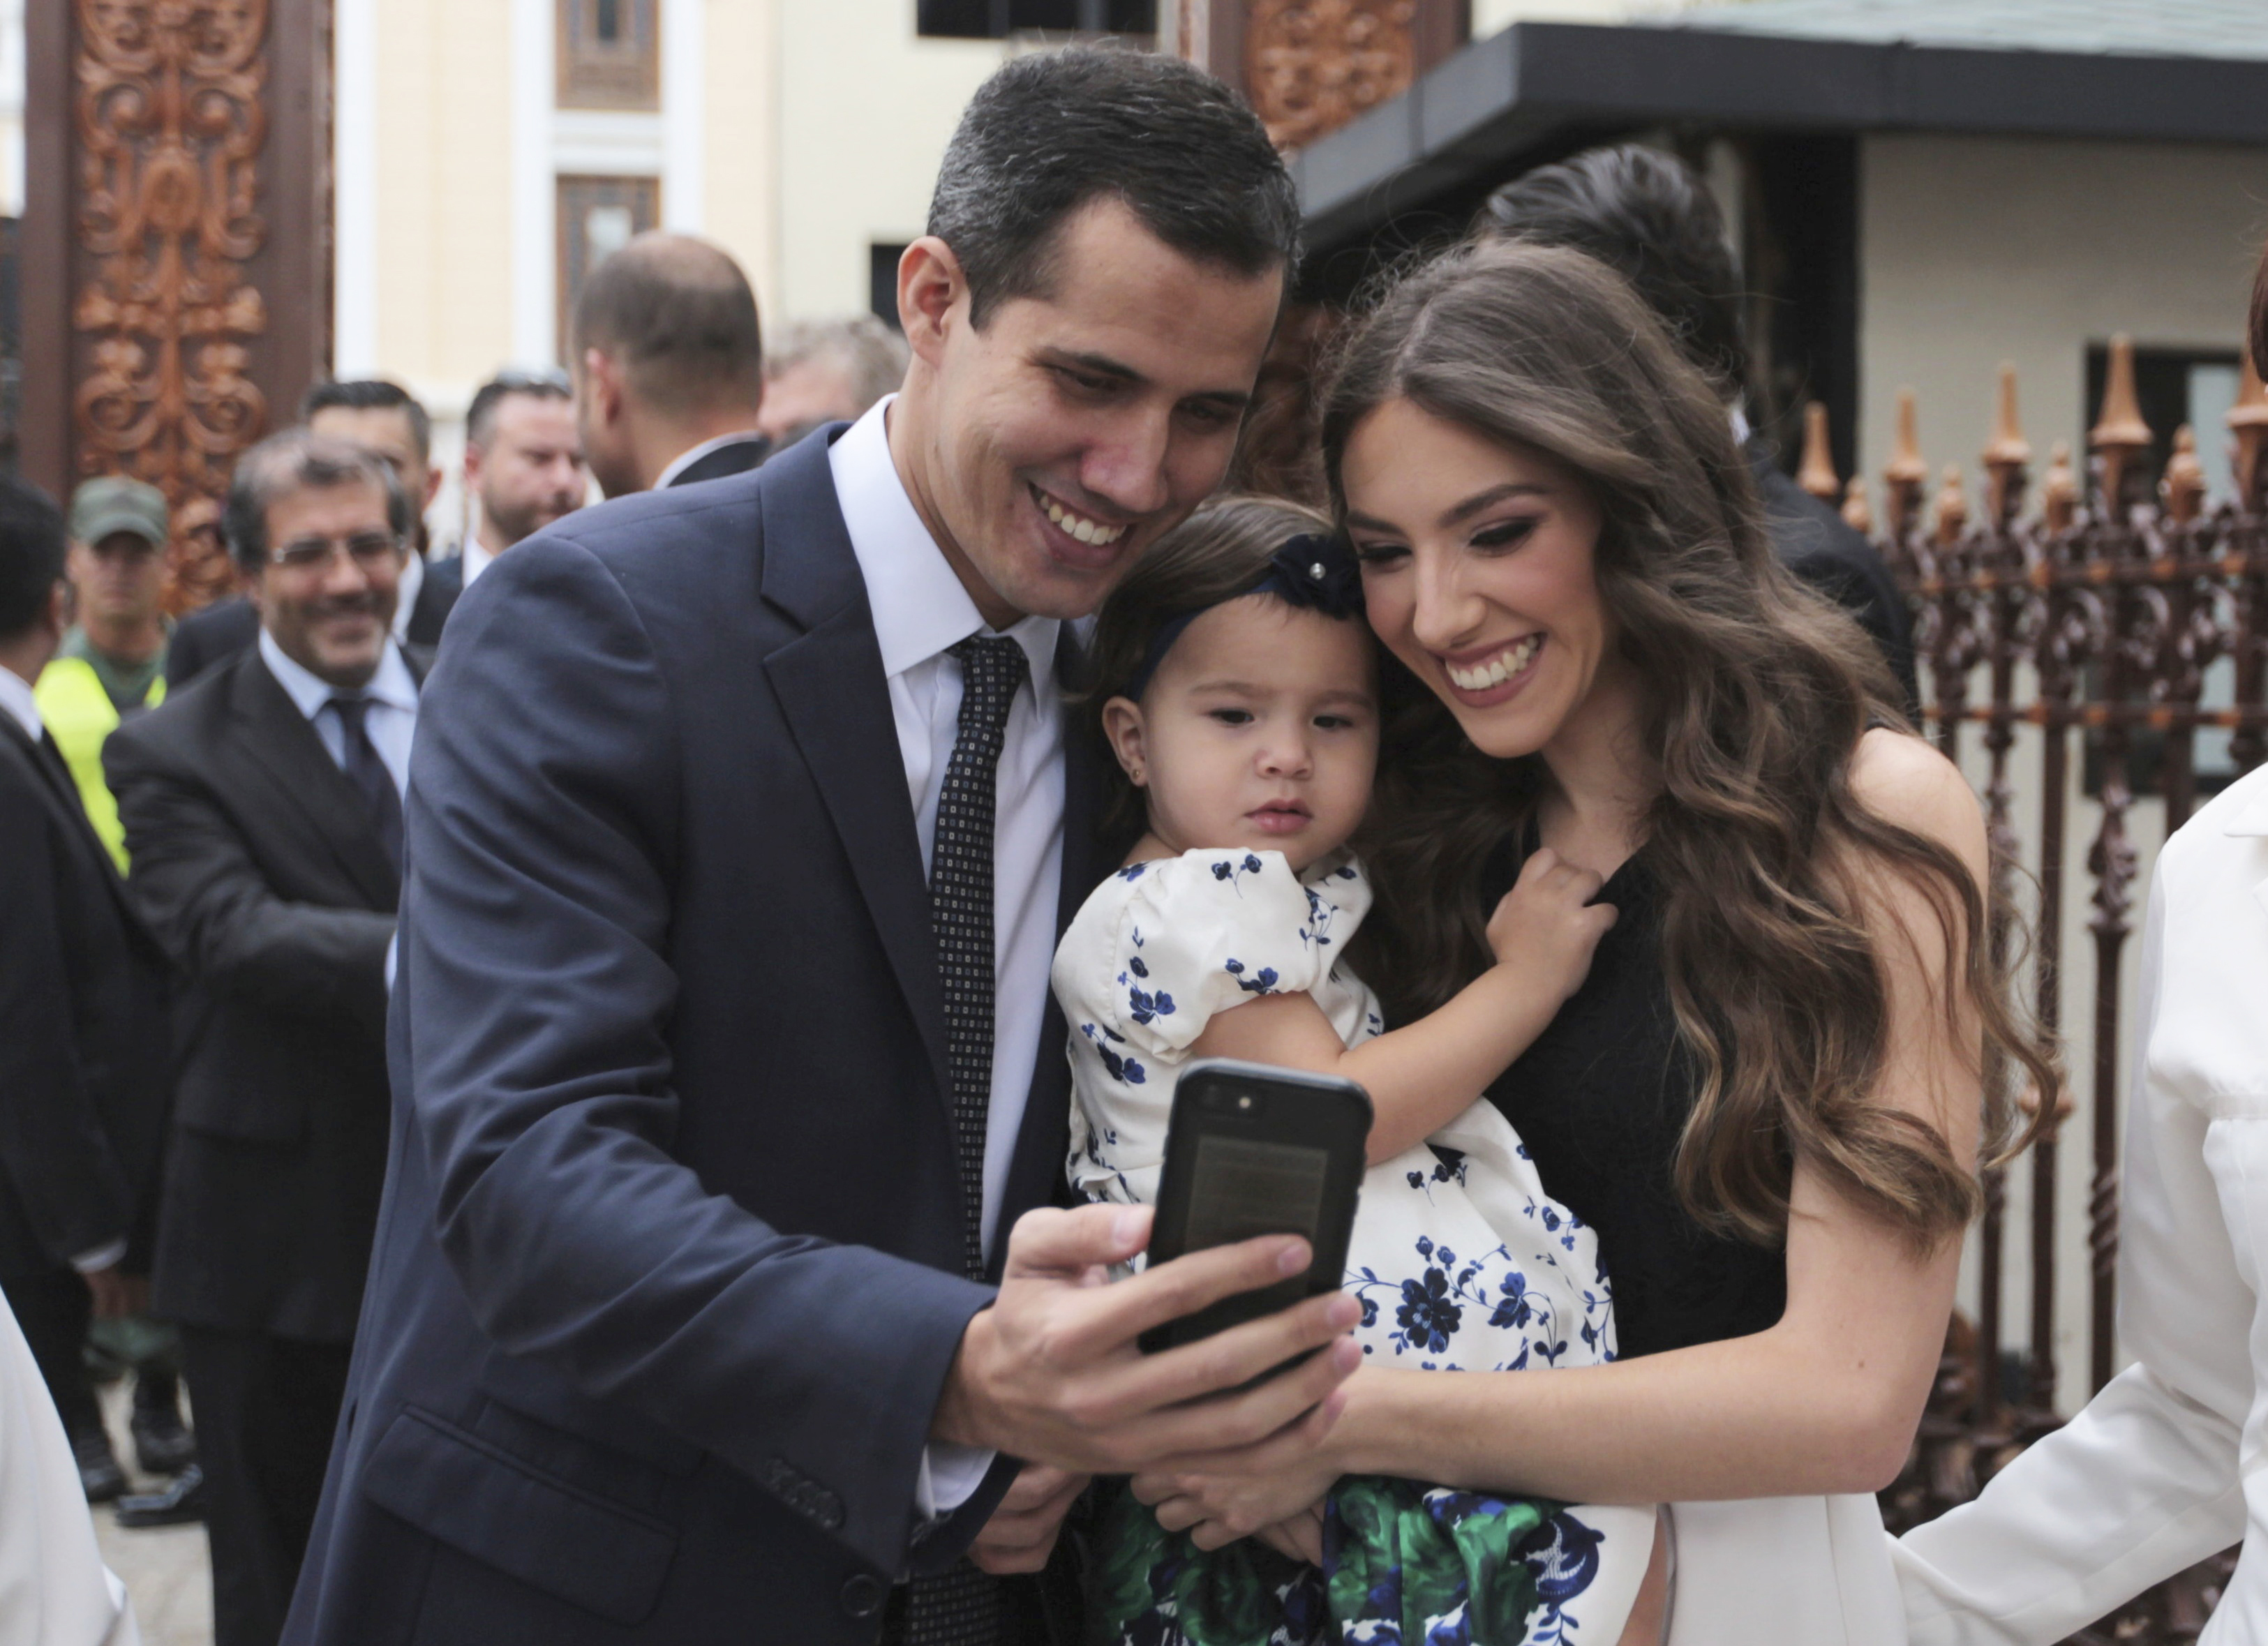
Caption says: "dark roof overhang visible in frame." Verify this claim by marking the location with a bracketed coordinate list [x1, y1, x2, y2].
[1293, 21, 2268, 255]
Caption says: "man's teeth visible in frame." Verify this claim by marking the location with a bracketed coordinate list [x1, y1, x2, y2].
[1446, 636, 1542, 691]
[1037, 491, 1126, 546]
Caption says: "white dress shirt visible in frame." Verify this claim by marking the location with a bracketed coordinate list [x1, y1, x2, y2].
[1895, 763, 2268, 1643]
[1, 665, 128, 1275]
[0, 662, 41, 745]
[393, 549, 425, 643]
[256, 628, 418, 798]
[461, 534, 495, 588]
[828, 396, 1066, 1517]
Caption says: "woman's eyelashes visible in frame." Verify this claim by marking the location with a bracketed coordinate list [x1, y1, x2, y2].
[1352, 540, 1408, 568]
[1469, 515, 1539, 553]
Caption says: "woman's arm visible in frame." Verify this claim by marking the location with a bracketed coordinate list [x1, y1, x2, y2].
[1149, 731, 1986, 1527]
[1191, 848, 1616, 1163]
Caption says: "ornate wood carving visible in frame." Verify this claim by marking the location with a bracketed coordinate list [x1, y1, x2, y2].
[1245, 0, 1418, 149]
[1180, 0, 1465, 152]
[24, 0, 328, 612]
[74, 0, 271, 608]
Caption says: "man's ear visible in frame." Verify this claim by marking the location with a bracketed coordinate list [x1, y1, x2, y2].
[421, 464, 444, 511]
[582, 348, 624, 425]
[1100, 695, 1149, 788]
[897, 237, 967, 368]
[41, 578, 68, 641]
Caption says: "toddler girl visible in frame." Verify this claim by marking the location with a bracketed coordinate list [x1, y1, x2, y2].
[1053, 496, 1659, 1646]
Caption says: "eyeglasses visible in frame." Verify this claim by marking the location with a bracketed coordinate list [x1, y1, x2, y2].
[486, 368, 571, 391]
[269, 531, 405, 574]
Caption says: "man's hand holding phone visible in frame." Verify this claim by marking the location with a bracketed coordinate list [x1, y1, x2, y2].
[932, 1202, 1361, 1476]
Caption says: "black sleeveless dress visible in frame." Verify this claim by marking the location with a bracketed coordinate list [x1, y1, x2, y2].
[1480, 836, 1786, 1359]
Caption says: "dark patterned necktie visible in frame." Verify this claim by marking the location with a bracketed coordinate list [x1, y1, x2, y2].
[897, 634, 1025, 1646]
[327, 696, 403, 878]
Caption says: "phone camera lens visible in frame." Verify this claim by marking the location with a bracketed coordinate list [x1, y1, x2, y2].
[1237, 1095, 1253, 1111]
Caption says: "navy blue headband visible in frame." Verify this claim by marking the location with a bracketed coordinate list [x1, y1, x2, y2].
[1123, 532, 1364, 702]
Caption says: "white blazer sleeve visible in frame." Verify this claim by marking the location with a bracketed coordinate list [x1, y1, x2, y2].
[0, 1292, 140, 1646]
[1894, 869, 2248, 1645]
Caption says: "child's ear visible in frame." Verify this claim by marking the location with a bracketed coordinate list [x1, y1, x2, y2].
[1101, 696, 1149, 788]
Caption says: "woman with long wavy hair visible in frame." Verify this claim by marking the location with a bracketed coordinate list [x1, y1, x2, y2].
[1131, 237, 2057, 1642]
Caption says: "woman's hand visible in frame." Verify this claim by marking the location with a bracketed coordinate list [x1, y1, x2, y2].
[1255, 1506, 1327, 1565]
[1130, 1456, 1339, 1553]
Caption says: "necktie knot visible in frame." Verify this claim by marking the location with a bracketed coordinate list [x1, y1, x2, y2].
[947, 635, 1024, 733]
[327, 694, 368, 734]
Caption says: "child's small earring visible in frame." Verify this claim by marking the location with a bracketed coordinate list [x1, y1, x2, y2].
[1129, 766, 1147, 786]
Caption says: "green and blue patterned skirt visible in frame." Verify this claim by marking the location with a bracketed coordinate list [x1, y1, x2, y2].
[1086, 1474, 1613, 1646]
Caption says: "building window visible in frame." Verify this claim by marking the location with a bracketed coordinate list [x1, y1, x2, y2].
[558, 175, 660, 360]
[558, 0, 660, 111]
[917, 1, 1156, 38]
[871, 244, 910, 331]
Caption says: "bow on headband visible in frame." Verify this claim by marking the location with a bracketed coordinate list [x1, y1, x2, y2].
[1124, 532, 1365, 701]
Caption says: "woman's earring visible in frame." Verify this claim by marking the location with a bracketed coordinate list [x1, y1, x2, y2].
[1129, 767, 1146, 786]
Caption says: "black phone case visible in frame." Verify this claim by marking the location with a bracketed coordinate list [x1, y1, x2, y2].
[1139, 1058, 1371, 1354]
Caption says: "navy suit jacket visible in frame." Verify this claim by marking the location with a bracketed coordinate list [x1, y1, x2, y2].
[287, 428, 1106, 1645]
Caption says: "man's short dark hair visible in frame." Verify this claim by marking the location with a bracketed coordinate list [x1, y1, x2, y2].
[0, 474, 67, 641]
[927, 47, 1299, 329]
[466, 369, 574, 449]
[301, 378, 434, 464]
[570, 233, 763, 416]
[1480, 144, 1748, 398]
[224, 428, 412, 574]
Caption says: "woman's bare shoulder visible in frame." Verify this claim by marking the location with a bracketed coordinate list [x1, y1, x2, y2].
[1847, 726, 1985, 869]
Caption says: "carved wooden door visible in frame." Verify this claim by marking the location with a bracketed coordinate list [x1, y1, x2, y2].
[22, 0, 333, 611]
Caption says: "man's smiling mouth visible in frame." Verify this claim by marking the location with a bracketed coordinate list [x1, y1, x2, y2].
[1030, 483, 1128, 546]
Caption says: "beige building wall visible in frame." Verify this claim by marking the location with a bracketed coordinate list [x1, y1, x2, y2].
[775, 1, 1007, 322]
[368, 0, 518, 405]
[1857, 133, 2265, 501]
[702, 0, 779, 315]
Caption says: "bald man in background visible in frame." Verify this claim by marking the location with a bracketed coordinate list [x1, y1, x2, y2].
[570, 232, 771, 495]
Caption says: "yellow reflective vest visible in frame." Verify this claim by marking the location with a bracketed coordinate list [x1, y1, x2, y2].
[33, 654, 162, 873]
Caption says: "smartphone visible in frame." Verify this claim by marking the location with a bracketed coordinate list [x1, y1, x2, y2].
[1138, 1058, 1371, 1354]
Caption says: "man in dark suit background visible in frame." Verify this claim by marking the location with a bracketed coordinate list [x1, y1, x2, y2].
[424, 369, 587, 594]
[170, 382, 458, 687]
[288, 50, 1363, 1646]
[569, 231, 772, 496]
[0, 476, 175, 1503]
[107, 431, 427, 1646]
[1482, 144, 1921, 715]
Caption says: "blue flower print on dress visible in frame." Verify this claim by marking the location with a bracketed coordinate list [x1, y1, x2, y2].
[1223, 958, 1280, 994]
[1115, 862, 1149, 882]
[1207, 853, 1267, 892]
[1397, 1268, 1463, 1355]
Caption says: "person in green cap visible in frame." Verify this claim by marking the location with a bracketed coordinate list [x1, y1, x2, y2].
[32, 472, 199, 1492]
[38, 476, 173, 871]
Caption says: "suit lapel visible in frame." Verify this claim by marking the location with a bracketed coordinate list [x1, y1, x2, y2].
[225, 653, 400, 911]
[757, 433, 953, 1115]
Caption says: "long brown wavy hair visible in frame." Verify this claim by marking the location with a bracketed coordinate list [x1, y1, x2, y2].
[1321, 239, 2057, 1252]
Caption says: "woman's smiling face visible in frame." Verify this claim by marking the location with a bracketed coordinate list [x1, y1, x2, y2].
[1343, 396, 1615, 761]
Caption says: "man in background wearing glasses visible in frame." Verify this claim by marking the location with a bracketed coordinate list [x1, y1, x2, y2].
[103, 429, 426, 1646]
[170, 380, 461, 689]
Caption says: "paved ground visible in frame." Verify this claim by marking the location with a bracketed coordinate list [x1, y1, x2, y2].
[90, 1379, 213, 1646]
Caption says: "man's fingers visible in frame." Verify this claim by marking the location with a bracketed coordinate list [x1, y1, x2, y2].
[1001, 1203, 1151, 1280]
[1139, 1374, 1350, 1480]
[1094, 1334, 1357, 1469]
[997, 1464, 1086, 1513]
[1087, 1292, 1357, 1425]
[1103, 1234, 1315, 1340]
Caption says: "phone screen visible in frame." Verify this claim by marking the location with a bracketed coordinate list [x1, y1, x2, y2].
[1184, 1135, 1331, 1249]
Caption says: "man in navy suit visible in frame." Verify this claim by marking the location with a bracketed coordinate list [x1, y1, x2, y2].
[288, 50, 1359, 1646]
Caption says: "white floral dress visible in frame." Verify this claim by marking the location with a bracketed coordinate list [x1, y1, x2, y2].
[1054, 848, 1656, 1646]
